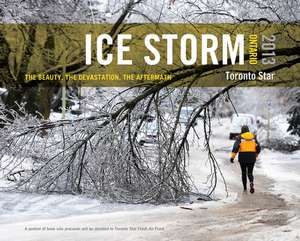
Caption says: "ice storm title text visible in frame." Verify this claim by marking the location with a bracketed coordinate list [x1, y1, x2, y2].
[85, 33, 276, 66]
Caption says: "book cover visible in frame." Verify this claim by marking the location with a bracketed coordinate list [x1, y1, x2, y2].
[0, 1, 299, 240]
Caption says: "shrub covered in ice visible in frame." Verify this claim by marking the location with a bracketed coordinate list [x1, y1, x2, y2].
[258, 115, 300, 152]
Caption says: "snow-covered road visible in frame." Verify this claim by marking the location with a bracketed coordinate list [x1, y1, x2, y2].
[0, 172, 299, 241]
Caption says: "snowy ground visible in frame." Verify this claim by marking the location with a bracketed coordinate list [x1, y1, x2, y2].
[0, 117, 300, 241]
[0, 192, 159, 225]
[258, 149, 300, 202]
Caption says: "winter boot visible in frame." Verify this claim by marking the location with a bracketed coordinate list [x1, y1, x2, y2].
[250, 182, 255, 194]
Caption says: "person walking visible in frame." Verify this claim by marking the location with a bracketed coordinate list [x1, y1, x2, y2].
[230, 125, 261, 193]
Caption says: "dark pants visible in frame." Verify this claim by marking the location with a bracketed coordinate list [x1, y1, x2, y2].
[239, 162, 255, 190]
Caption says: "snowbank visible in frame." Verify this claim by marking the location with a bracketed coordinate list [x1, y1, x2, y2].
[257, 149, 300, 202]
[0, 191, 159, 225]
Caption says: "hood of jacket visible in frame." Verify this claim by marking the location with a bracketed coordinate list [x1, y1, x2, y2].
[241, 132, 255, 140]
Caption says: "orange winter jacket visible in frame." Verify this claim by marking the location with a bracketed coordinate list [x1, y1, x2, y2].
[231, 132, 261, 163]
